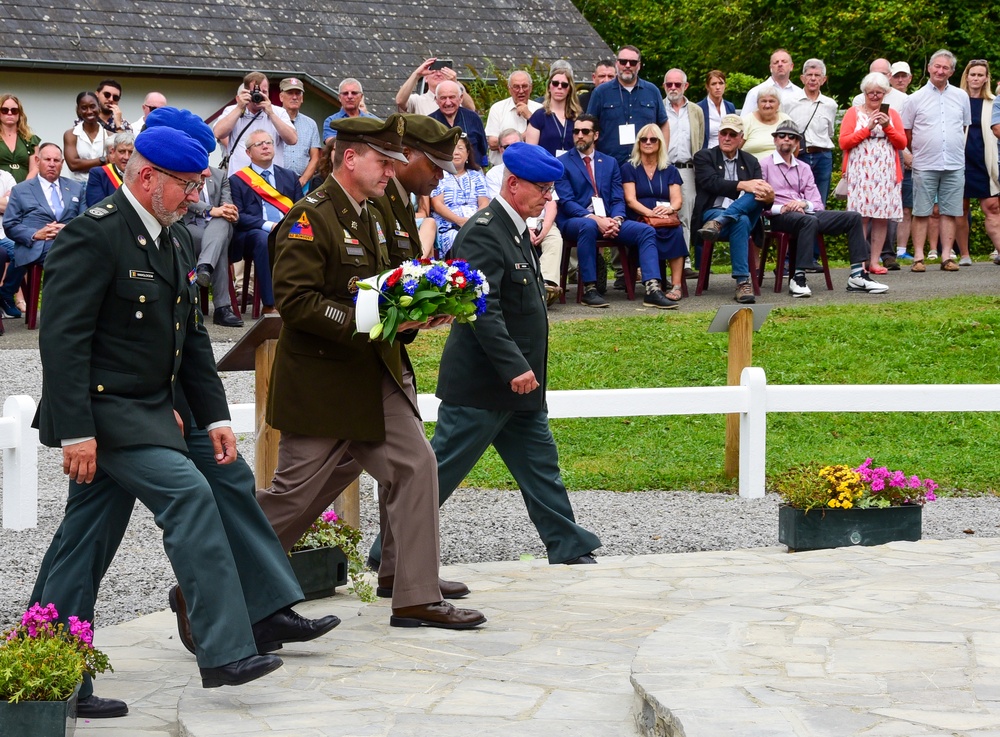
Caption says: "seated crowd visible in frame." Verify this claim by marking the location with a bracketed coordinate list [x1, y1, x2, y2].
[1, 46, 998, 329]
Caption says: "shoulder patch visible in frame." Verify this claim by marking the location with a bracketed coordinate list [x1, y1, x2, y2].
[86, 207, 111, 219]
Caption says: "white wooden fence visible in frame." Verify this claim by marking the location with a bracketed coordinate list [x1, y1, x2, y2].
[4, 369, 1000, 529]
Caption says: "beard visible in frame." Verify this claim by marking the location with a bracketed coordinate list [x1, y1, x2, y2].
[151, 185, 184, 227]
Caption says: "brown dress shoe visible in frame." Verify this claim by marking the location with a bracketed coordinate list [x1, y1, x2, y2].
[377, 577, 470, 599]
[168, 584, 196, 655]
[697, 220, 723, 242]
[390, 601, 486, 629]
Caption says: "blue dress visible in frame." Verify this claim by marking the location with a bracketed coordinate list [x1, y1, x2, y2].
[527, 109, 574, 156]
[964, 98, 992, 199]
[431, 170, 489, 256]
[620, 162, 688, 259]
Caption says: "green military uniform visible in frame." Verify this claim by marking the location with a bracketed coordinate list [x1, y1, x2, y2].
[256, 114, 444, 610]
[31, 186, 301, 683]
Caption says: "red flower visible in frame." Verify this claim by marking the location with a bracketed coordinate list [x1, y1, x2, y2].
[385, 268, 403, 287]
[452, 274, 467, 288]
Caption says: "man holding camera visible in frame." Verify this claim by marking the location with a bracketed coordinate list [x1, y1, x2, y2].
[214, 71, 298, 176]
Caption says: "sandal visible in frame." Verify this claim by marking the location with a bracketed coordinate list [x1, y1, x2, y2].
[941, 259, 959, 271]
[665, 285, 683, 301]
[910, 260, 925, 272]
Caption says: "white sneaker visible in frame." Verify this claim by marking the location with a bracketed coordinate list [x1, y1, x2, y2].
[927, 250, 939, 261]
[991, 250, 1000, 264]
[789, 273, 812, 298]
[847, 273, 889, 294]
[959, 256, 973, 266]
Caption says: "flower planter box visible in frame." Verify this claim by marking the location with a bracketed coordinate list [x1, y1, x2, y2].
[289, 546, 349, 600]
[778, 504, 922, 552]
[0, 682, 80, 737]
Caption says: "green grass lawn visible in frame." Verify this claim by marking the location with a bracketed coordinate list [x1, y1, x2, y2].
[405, 296, 1000, 495]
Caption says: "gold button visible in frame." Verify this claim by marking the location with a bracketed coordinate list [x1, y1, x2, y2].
[97, 384, 104, 392]
[139, 295, 146, 303]
[135, 311, 143, 319]
[176, 296, 181, 304]
[175, 322, 180, 330]
[175, 350, 180, 357]
[171, 374, 175, 382]
[194, 297, 198, 305]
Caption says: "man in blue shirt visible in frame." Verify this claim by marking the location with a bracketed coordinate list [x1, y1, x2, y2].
[586, 45, 670, 165]
[322, 78, 378, 144]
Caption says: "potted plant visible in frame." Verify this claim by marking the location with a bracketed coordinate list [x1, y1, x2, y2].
[0, 603, 111, 737]
[290, 508, 375, 603]
[774, 458, 938, 551]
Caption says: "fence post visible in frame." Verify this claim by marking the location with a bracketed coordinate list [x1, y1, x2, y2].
[2, 395, 39, 530]
[739, 368, 767, 499]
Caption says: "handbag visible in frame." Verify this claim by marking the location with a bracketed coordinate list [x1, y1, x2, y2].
[833, 176, 849, 200]
[642, 212, 681, 228]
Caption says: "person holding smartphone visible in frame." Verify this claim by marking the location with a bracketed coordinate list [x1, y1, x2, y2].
[839, 72, 907, 274]
[395, 58, 476, 115]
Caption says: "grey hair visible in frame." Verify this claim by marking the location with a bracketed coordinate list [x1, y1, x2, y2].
[338, 77, 364, 94]
[664, 68, 688, 84]
[497, 128, 523, 144]
[859, 72, 891, 94]
[802, 58, 826, 76]
[755, 84, 783, 102]
[549, 60, 574, 78]
[929, 49, 957, 71]
[111, 131, 134, 148]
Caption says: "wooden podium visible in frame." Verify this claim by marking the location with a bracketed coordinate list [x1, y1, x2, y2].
[217, 315, 360, 527]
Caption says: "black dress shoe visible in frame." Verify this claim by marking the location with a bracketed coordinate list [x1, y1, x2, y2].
[200, 653, 283, 688]
[562, 553, 597, 565]
[168, 584, 196, 655]
[195, 263, 214, 288]
[377, 577, 470, 600]
[252, 607, 341, 653]
[76, 693, 129, 718]
[213, 305, 244, 327]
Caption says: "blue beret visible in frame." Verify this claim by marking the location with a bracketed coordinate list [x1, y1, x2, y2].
[142, 107, 216, 155]
[134, 127, 209, 173]
[502, 142, 564, 183]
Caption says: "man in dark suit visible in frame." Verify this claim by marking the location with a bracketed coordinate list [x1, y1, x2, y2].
[183, 168, 242, 326]
[692, 114, 774, 304]
[432, 142, 601, 564]
[29, 113, 337, 718]
[255, 114, 485, 630]
[554, 114, 671, 309]
[85, 132, 133, 207]
[0, 143, 84, 318]
[229, 129, 303, 313]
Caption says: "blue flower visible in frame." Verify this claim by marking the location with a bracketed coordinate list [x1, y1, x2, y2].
[402, 277, 419, 295]
[474, 295, 488, 315]
[425, 264, 449, 287]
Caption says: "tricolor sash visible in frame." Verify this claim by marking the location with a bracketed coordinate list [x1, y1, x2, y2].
[234, 168, 293, 214]
[102, 164, 123, 189]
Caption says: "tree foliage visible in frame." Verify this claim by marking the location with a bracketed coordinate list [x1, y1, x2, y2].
[572, 0, 999, 103]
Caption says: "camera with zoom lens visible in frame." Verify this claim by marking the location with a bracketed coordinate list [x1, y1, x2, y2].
[250, 85, 266, 104]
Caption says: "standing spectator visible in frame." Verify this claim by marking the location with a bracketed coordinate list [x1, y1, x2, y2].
[902, 49, 971, 272]
[525, 69, 582, 156]
[429, 81, 489, 167]
[852, 60, 909, 110]
[697, 70, 735, 149]
[586, 45, 669, 165]
[621, 124, 686, 305]
[395, 58, 476, 114]
[578, 59, 616, 114]
[132, 91, 166, 134]
[957, 60, 1000, 265]
[662, 68, 704, 249]
[891, 61, 917, 261]
[485, 71, 542, 166]
[94, 80, 130, 133]
[430, 135, 490, 256]
[213, 72, 298, 176]
[322, 78, 378, 144]
[85, 131, 133, 207]
[740, 87, 790, 160]
[0, 94, 40, 182]
[840, 73, 906, 275]
[891, 62, 913, 94]
[278, 77, 321, 190]
[63, 92, 111, 183]
[743, 49, 803, 113]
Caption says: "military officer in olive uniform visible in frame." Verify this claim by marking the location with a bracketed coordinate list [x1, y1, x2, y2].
[255, 114, 485, 630]
[29, 112, 335, 717]
[430, 142, 602, 565]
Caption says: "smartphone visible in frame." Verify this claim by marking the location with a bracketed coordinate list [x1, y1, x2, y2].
[429, 59, 453, 71]
[879, 103, 890, 115]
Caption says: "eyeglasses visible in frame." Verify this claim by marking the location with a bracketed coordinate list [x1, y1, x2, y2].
[774, 132, 798, 140]
[0, 106, 18, 115]
[150, 166, 205, 195]
[247, 140, 274, 148]
[550, 80, 571, 89]
[663, 82, 684, 88]
[573, 128, 595, 135]
[510, 84, 532, 91]
[143, 105, 160, 111]
[340, 91, 361, 96]
[101, 92, 121, 102]
[639, 137, 659, 144]
[865, 90, 886, 96]
[617, 58, 639, 67]
[718, 130, 740, 138]
[525, 180, 555, 195]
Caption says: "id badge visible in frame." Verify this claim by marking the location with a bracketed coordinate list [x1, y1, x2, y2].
[592, 197, 607, 217]
[618, 123, 636, 145]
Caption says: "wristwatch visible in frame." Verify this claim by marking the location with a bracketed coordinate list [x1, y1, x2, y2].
[99, 155, 107, 165]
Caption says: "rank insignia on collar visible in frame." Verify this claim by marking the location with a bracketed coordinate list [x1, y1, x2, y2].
[350, 221, 358, 230]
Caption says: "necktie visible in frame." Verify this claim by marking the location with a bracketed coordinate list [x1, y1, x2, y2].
[48, 182, 64, 219]
[260, 170, 283, 224]
[583, 155, 598, 195]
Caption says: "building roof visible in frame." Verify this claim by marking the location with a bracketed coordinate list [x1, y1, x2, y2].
[0, 1, 612, 111]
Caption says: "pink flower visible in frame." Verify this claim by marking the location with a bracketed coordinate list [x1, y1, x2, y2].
[321, 509, 339, 524]
[68, 616, 94, 647]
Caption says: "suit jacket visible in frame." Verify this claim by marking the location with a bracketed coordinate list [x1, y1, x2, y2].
[266, 175, 408, 441]
[696, 97, 736, 149]
[436, 198, 548, 412]
[184, 168, 232, 224]
[85, 165, 124, 207]
[3, 176, 84, 266]
[554, 149, 626, 230]
[230, 164, 303, 233]
[692, 146, 764, 250]
[33, 187, 228, 451]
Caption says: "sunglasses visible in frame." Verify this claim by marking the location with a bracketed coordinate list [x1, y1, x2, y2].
[617, 58, 639, 67]
[573, 128, 595, 135]
[150, 166, 205, 195]
[663, 82, 684, 89]
[550, 80, 571, 89]
[639, 137, 659, 143]
[774, 132, 798, 140]
[718, 130, 740, 138]
[101, 92, 121, 102]
[0, 106, 18, 115]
